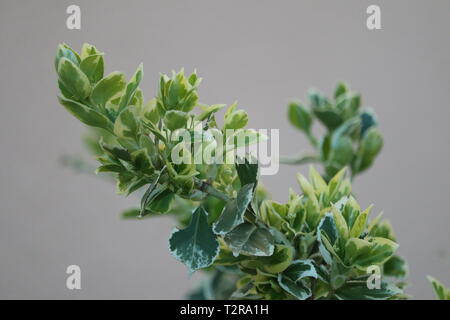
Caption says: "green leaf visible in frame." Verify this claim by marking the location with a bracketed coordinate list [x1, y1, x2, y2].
[329, 135, 354, 166]
[80, 43, 101, 59]
[230, 281, 262, 300]
[148, 188, 175, 213]
[55, 44, 80, 70]
[139, 135, 159, 167]
[355, 128, 383, 173]
[288, 102, 312, 133]
[334, 82, 348, 99]
[225, 129, 267, 153]
[169, 207, 220, 272]
[91, 72, 126, 107]
[278, 274, 312, 300]
[57, 96, 112, 131]
[284, 259, 318, 282]
[309, 166, 327, 192]
[384, 255, 408, 279]
[224, 110, 249, 130]
[296, 173, 316, 200]
[196, 104, 225, 121]
[313, 110, 342, 131]
[334, 279, 401, 300]
[224, 222, 274, 257]
[80, 54, 104, 84]
[121, 207, 168, 220]
[57, 58, 91, 100]
[235, 157, 258, 188]
[360, 109, 378, 137]
[139, 175, 164, 217]
[244, 244, 294, 273]
[114, 107, 139, 140]
[349, 205, 372, 238]
[317, 213, 338, 265]
[95, 164, 124, 173]
[118, 63, 143, 112]
[331, 205, 349, 241]
[427, 276, 450, 300]
[213, 183, 254, 235]
[163, 110, 189, 131]
[344, 237, 398, 269]
[100, 140, 131, 161]
[121, 208, 141, 219]
[140, 98, 160, 124]
[130, 149, 153, 173]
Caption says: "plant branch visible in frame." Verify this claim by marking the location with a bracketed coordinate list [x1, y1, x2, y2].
[193, 177, 231, 203]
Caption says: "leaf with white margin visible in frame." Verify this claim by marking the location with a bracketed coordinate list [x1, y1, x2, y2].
[169, 207, 219, 272]
[283, 259, 318, 282]
[224, 222, 274, 257]
[277, 275, 312, 300]
[334, 279, 401, 300]
[118, 63, 143, 113]
[57, 96, 112, 131]
[57, 58, 91, 100]
[91, 72, 126, 107]
[317, 213, 339, 265]
[213, 183, 254, 235]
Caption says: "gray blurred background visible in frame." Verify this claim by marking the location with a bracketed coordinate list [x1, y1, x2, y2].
[0, 0, 449, 299]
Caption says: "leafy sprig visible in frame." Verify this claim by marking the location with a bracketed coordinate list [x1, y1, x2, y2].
[55, 43, 407, 300]
[283, 83, 383, 180]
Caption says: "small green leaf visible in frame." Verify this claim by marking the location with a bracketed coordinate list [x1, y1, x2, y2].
[235, 157, 258, 188]
[196, 104, 225, 121]
[360, 109, 378, 137]
[331, 205, 349, 241]
[57, 96, 112, 131]
[114, 107, 139, 140]
[309, 166, 327, 192]
[344, 237, 398, 269]
[91, 72, 126, 107]
[355, 128, 383, 173]
[95, 164, 124, 173]
[163, 110, 189, 131]
[148, 188, 175, 213]
[278, 275, 312, 300]
[57, 58, 91, 100]
[257, 245, 294, 273]
[213, 183, 254, 235]
[313, 110, 342, 131]
[427, 276, 450, 300]
[288, 102, 312, 133]
[296, 173, 316, 200]
[169, 207, 220, 272]
[384, 255, 408, 279]
[224, 222, 274, 257]
[224, 110, 249, 130]
[139, 172, 164, 217]
[349, 205, 372, 238]
[334, 82, 348, 99]
[329, 135, 354, 166]
[55, 44, 80, 70]
[80, 54, 104, 84]
[100, 140, 131, 161]
[80, 43, 101, 60]
[118, 63, 143, 112]
[283, 260, 318, 281]
[317, 213, 338, 265]
[225, 129, 267, 153]
[334, 279, 401, 300]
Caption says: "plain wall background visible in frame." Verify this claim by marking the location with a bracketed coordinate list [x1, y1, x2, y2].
[0, 0, 449, 299]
